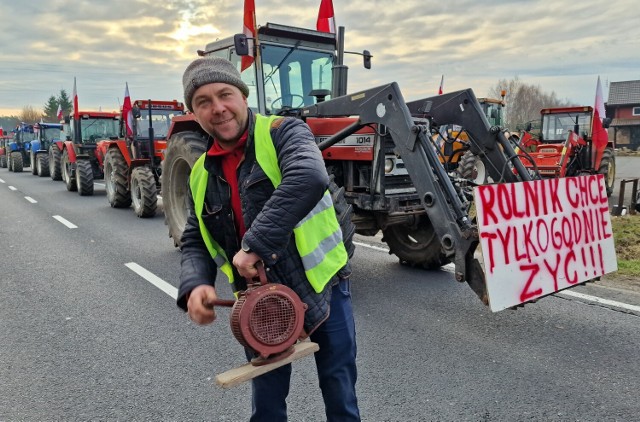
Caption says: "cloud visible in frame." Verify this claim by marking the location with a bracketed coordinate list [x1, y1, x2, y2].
[0, 0, 638, 115]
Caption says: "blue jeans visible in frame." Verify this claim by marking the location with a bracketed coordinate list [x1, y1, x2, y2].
[247, 278, 360, 421]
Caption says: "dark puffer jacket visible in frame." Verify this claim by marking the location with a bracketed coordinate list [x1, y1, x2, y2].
[176, 110, 350, 333]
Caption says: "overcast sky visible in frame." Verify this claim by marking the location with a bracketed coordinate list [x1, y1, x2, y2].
[1, 0, 638, 117]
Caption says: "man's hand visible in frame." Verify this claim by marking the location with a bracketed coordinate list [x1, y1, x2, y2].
[232, 250, 261, 280]
[187, 285, 218, 325]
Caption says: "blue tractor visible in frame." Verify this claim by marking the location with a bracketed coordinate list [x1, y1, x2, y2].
[30, 122, 63, 177]
[5, 123, 35, 172]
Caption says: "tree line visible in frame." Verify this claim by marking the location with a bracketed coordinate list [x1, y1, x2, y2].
[0, 90, 73, 129]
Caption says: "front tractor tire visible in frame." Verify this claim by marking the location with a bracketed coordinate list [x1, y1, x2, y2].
[381, 216, 451, 270]
[0, 154, 6, 168]
[49, 145, 62, 181]
[61, 149, 77, 192]
[36, 154, 50, 177]
[131, 166, 158, 218]
[104, 148, 131, 208]
[11, 152, 23, 172]
[76, 159, 94, 196]
[161, 131, 207, 248]
[30, 151, 38, 175]
[598, 147, 616, 197]
[458, 151, 487, 184]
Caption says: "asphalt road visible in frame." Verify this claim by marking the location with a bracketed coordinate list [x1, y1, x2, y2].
[1, 163, 639, 421]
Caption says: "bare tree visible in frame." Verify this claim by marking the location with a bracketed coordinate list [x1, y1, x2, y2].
[488, 77, 575, 131]
[18, 105, 43, 124]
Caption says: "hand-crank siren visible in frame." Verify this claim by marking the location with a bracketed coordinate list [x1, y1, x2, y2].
[210, 262, 308, 366]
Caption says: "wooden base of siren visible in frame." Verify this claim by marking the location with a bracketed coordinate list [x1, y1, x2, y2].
[215, 341, 319, 389]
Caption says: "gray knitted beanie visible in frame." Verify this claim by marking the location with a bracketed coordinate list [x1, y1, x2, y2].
[182, 57, 250, 111]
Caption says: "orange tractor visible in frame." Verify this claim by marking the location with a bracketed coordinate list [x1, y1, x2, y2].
[516, 106, 615, 195]
[96, 99, 184, 217]
[54, 111, 120, 195]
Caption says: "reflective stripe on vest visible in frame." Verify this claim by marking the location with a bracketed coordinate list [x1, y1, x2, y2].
[190, 154, 238, 295]
[254, 114, 347, 293]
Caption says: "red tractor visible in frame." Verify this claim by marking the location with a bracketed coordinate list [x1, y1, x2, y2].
[516, 106, 615, 195]
[54, 111, 120, 195]
[95, 99, 185, 217]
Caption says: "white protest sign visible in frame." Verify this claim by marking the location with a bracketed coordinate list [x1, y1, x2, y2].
[473, 174, 618, 312]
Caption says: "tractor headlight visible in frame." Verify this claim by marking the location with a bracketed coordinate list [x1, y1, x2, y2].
[385, 157, 394, 173]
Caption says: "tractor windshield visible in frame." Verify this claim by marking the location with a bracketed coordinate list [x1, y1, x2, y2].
[41, 127, 61, 141]
[81, 118, 119, 142]
[482, 103, 503, 127]
[541, 112, 592, 142]
[135, 109, 182, 139]
[260, 44, 333, 115]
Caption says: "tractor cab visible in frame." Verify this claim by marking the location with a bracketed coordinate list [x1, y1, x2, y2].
[128, 100, 184, 162]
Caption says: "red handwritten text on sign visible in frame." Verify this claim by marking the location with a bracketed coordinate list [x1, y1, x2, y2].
[474, 175, 617, 312]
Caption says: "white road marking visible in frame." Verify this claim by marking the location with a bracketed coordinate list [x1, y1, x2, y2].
[52, 215, 78, 229]
[25, 196, 37, 203]
[354, 239, 639, 313]
[0, 178, 5, 183]
[8, 186, 17, 191]
[125, 262, 177, 299]
[556, 289, 640, 313]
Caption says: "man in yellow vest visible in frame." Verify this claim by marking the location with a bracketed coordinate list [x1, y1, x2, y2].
[177, 56, 360, 421]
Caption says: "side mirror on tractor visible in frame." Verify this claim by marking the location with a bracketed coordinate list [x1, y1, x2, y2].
[132, 106, 141, 119]
[602, 117, 612, 129]
[234, 34, 250, 56]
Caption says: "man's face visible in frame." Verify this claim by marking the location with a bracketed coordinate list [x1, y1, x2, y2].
[191, 83, 249, 149]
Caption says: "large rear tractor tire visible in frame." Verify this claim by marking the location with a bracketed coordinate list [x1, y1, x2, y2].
[62, 149, 77, 192]
[161, 131, 207, 248]
[30, 151, 38, 175]
[104, 148, 131, 208]
[457, 151, 487, 184]
[0, 154, 6, 168]
[37, 154, 50, 177]
[49, 145, 62, 181]
[381, 216, 451, 269]
[76, 159, 94, 196]
[11, 152, 23, 172]
[131, 166, 157, 218]
[598, 147, 615, 197]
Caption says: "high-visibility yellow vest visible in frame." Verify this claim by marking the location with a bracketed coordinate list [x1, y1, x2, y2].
[190, 114, 347, 294]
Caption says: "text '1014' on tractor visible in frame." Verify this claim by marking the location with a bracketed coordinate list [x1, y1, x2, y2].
[56, 111, 120, 195]
[30, 122, 63, 177]
[95, 100, 185, 217]
[515, 106, 616, 196]
[162, 22, 613, 310]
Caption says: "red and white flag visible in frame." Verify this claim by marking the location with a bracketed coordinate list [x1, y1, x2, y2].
[316, 0, 336, 33]
[0, 127, 3, 137]
[56, 104, 63, 120]
[592, 76, 608, 163]
[241, 0, 256, 72]
[73, 77, 79, 120]
[122, 82, 133, 137]
[438, 75, 444, 95]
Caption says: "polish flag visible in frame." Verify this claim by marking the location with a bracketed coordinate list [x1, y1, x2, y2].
[56, 104, 63, 120]
[122, 83, 133, 137]
[316, 0, 336, 33]
[0, 127, 3, 137]
[438, 75, 444, 95]
[241, 0, 256, 72]
[591, 76, 608, 165]
[73, 77, 79, 120]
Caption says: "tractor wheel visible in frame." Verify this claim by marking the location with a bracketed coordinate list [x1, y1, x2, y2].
[329, 175, 356, 259]
[30, 151, 38, 175]
[381, 216, 451, 269]
[458, 151, 487, 184]
[49, 145, 62, 181]
[11, 152, 23, 172]
[104, 148, 131, 208]
[162, 131, 207, 248]
[62, 149, 77, 192]
[597, 147, 615, 197]
[76, 159, 94, 196]
[0, 154, 6, 168]
[37, 154, 50, 177]
[131, 166, 157, 218]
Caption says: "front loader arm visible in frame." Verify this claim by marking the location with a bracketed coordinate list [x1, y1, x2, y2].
[406, 90, 531, 184]
[301, 83, 492, 303]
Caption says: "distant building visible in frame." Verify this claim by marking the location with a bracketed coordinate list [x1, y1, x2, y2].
[606, 80, 640, 150]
